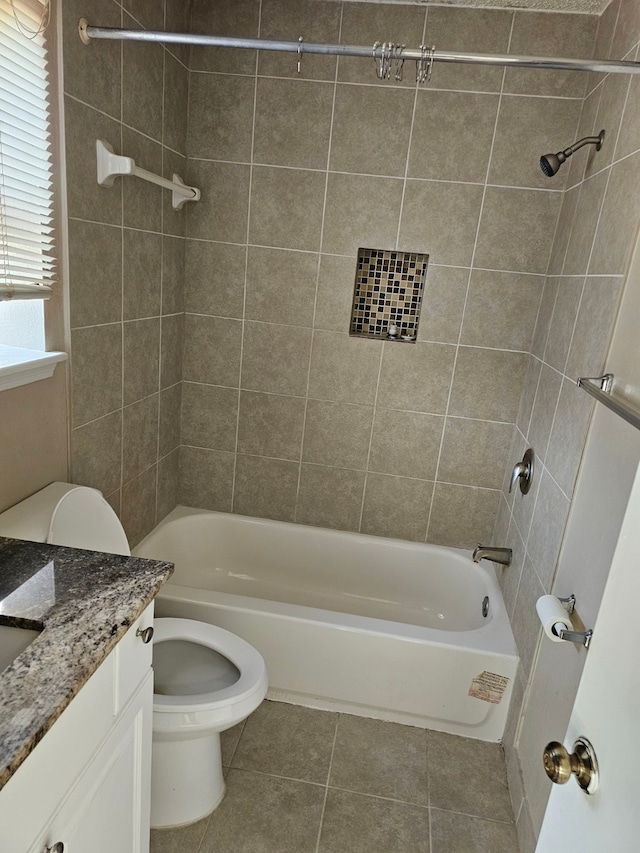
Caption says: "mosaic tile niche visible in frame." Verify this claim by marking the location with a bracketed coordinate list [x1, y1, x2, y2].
[350, 248, 429, 342]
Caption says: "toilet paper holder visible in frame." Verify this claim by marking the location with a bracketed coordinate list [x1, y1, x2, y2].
[553, 594, 593, 649]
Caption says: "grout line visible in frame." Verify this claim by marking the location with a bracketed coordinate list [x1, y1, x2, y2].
[357, 343, 386, 533]
[314, 716, 340, 853]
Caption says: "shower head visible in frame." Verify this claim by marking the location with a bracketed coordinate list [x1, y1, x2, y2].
[540, 129, 605, 177]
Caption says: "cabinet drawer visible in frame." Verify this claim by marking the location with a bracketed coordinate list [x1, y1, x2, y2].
[114, 603, 154, 713]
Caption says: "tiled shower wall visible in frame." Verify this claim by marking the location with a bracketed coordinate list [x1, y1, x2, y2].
[63, 0, 189, 544]
[180, 0, 596, 547]
[493, 0, 640, 850]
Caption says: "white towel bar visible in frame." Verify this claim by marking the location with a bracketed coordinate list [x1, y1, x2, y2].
[95, 139, 200, 210]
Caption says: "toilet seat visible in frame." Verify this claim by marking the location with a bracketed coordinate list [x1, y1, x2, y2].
[152, 618, 268, 734]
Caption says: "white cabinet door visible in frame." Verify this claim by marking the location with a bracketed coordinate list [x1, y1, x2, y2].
[34, 671, 153, 853]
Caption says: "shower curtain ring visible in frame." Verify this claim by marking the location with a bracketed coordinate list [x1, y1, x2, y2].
[416, 44, 426, 83]
[394, 44, 406, 81]
[373, 41, 381, 78]
[427, 44, 435, 83]
[297, 36, 303, 75]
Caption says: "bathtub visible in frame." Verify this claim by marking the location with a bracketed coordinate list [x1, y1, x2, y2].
[134, 506, 519, 741]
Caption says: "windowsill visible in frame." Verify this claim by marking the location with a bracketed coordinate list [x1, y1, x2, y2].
[0, 346, 67, 392]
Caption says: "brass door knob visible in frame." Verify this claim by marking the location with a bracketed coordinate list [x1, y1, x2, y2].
[542, 737, 599, 795]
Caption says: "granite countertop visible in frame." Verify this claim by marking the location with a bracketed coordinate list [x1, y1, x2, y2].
[0, 537, 173, 791]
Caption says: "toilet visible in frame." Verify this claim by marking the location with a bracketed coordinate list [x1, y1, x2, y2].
[0, 482, 268, 828]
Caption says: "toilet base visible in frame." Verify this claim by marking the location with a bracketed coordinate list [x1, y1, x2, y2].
[151, 730, 226, 829]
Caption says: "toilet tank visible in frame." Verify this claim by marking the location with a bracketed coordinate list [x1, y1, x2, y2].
[0, 483, 131, 556]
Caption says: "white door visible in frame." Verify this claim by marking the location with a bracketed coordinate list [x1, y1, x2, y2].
[536, 453, 640, 851]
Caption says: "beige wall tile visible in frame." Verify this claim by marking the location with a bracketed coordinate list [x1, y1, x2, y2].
[527, 468, 570, 590]
[511, 556, 544, 682]
[123, 318, 161, 405]
[563, 170, 608, 275]
[62, 0, 121, 117]
[527, 363, 562, 463]
[460, 270, 543, 352]
[237, 391, 306, 460]
[361, 474, 433, 542]
[314, 255, 357, 333]
[162, 236, 186, 316]
[611, 0, 640, 60]
[183, 315, 242, 386]
[615, 70, 640, 161]
[501, 522, 526, 620]
[162, 149, 188, 238]
[424, 6, 513, 94]
[516, 356, 542, 437]
[330, 85, 415, 178]
[338, 3, 426, 87]
[157, 448, 180, 523]
[505, 12, 596, 98]
[409, 91, 499, 183]
[296, 464, 366, 532]
[369, 408, 444, 480]
[427, 483, 500, 549]
[71, 324, 123, 427]
[123, 229, 162, 321]
[186, 161, 250, 243]
[438, 418, 514, 490]
[302, 400, 374, 470]
[566, 276, 623, 377]
[188, 73, 255, 162]
[547, 186, 579, 275]
[543, 277, 584, 373]
[591, 72, 632, 173]
[398, 180, 484, 267]
[122, 34, 163, 142]
[121, 464, 158, 546]
[185, 241, 246, 319]
[163, 53, 189, 156]
[321, 173, 404, 257]
[254, 78, 334, 170]
[531, 277, 558, 360]
[71, 411, 122, 497]
[233, 455, 299, 522]
[377, 341, 456, 414]
[590, 152, 640, 275]
[159, 383, 182, 458]
[122, 394, 160, 484]
[567, 85, 602, 186]
[160, 313, 184, 389]
[489, 96, 582, 190]
[242, 321, 312, 396]
[449, 348, 528, 422]
[64, 96, 122, 225]
[179, 446, 235, 511]
[121, 0, 163, 30]
[258, 0, 340, 81]
[308, 331, 381, 406]
[121, 128, 163, 233]
[545, 378, 595, 498]
[417, 266, 468, 344]
[246, 247, 318, 326]
[190, 0, 260, 74]
[474, 188, 562, 275]
[250, 166, 326, 252]
[69, 220, 123, 328]
[182, 383, 239, 452]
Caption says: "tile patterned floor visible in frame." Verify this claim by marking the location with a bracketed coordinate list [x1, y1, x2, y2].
[150, 700, 520, 853]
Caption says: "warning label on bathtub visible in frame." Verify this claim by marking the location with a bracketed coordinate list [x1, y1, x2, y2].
[468, 672, 510, 704]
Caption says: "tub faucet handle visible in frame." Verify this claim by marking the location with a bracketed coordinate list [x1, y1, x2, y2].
[509, 448, 534, 495]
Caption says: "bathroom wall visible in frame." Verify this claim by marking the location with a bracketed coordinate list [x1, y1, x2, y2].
[180, 0, 596, 547]
[494, 0, 640, 848]
[62, 0, 189, 545]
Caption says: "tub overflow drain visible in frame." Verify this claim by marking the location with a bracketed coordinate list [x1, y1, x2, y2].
[482, 596, 490, 618]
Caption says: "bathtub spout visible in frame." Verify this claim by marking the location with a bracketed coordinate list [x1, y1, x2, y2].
[472, 545, 512, 567]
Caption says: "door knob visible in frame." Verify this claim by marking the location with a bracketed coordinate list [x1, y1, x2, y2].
[542, 737, 599, 794]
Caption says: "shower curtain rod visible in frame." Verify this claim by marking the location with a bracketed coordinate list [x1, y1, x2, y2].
[78, 20, 640, 76]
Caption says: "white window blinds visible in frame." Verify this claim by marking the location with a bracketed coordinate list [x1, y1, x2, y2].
[0, 0, 54, 302]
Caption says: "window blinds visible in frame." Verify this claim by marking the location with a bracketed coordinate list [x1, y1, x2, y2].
[0, 0, 54, 302]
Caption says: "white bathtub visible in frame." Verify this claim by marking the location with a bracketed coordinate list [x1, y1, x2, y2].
[134, 506, 519, 741]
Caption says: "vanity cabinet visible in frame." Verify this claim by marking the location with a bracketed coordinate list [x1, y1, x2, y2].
[0, 605, 155, 853]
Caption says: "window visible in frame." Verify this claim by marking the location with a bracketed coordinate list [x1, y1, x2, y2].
[0, 0, 54, 348]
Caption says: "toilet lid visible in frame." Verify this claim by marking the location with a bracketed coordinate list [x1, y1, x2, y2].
[48, 488, 131, 556]
[152, 618, 267, 713]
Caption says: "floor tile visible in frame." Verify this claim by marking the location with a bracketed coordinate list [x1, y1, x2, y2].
[232, 699, 338, 783]
[220, 720, 245, 766]
[430, 808, 518, 853]
[150, 816, 210, 853]
[330, 714, 429, 806]
[427, 731, 513, 822]
[319, 788, 430, 853]
[199, 769, 325, 853]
